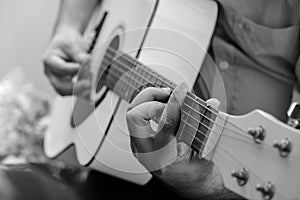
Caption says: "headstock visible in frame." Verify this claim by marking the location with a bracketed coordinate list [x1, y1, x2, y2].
[207, 109, 300, 200]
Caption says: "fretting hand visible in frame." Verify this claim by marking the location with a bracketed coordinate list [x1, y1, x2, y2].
[126, 83, 231, 199]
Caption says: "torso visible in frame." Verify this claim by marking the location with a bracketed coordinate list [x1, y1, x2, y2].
[199, 0, 300, 121]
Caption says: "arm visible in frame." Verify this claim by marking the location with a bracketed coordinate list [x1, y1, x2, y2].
[53, 0, 99, 34]
[126, 83, 245, 200]
[43, 0, 100, 96]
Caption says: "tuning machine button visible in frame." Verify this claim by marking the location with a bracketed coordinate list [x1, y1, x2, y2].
[256, 181, 275, 200]
[231, 168, 249, 186]
[273, 138, 292, 157]
[287, 102, 300, 129]
[248, 126, 265, 143]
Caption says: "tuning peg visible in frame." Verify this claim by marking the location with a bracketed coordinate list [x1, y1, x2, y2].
[231, 168, 249, 186]
[248, 126, 265, 143]
[273, 138, 292, 157]
[287, 102, 300, 129]
[256, 181, 275, 200]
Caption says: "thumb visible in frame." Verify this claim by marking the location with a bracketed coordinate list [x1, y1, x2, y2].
[155, 83, 189, 146]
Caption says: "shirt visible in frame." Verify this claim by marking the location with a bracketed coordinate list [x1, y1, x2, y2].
[197, 0, 300, 121]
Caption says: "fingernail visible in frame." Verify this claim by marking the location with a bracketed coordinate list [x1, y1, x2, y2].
[161, 87, 171, 94]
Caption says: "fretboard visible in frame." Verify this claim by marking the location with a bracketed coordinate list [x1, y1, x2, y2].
[101, 49, 218, 154]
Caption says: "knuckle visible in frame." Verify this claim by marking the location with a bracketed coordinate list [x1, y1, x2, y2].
[126, 109, 140, 124]
[143, 87, 155, 93]
[126, 110, 136, 122]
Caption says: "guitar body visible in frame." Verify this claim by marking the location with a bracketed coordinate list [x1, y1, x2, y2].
[44, 0, 218, 184]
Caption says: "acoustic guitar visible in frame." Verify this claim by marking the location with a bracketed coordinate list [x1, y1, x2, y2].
[44, 0, 300, 199]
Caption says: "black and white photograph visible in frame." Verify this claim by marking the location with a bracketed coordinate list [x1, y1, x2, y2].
[0, 0, 299, 199]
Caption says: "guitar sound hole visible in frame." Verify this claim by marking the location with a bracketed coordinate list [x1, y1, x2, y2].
[95, 35, 120, 93]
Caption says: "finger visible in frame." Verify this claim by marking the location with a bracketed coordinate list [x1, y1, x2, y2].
[47, 73, 74, 96]
[206, 98, 220, 109]
[155, 83, 189, 144]
[127, 101, 167, 155]
[128, 87, 171, 111]
[73, 79, 92, 100]
[44, 54, 80, 77]
[127, 101, 165, 135]
[127, 101, 180, 171]
[68, 40, 90, 64]
[76, 56, 92, 80]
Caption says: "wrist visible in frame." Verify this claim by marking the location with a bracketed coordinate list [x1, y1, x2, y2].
[53, 24, 82, 37]
[52, 0, 99, 36]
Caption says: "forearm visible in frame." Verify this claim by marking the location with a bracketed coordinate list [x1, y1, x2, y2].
[53, 0, 100, 35]
[197, 165, 246, 200]
[153, 161, 245, 200]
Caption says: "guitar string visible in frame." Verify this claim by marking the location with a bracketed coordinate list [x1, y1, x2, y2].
[102, 57, 300, 163]
[105, 47, 218, 112]
[103, 50, 300, 161]
[99, 52, 269, 143]
[103, 46, 261, 138]
[100, 52, 292, 151]
[104, 47, 300, 164]
[101, 61, 289, 158]
[102, 49, 224, 125]
[84, 46, 297, 196]
[85, 49, 300, 193]
[101, 62, 283, 153]
[83, 47, 299, 160]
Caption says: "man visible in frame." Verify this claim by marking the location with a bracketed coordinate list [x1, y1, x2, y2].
[43, 0, 300, 199]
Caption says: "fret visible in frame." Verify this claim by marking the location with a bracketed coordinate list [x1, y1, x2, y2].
[125, 71, 132, 102]
[177, 112, 191, 145]
[114, 54, 127, 73]
[127, 54, 138, 70]
[135, 66, 146, 92]
[179, 93, 216, 152]
[145, 70, 153, 84]
[188, 98, 205, 152]
[155, 79, 162, 87]
[160, 77, 169, 88]
[150, 75, 156, 84]
[140, 67, 147, 82]
[134, 65, 143, 85]
[121, 72, 128, 101]
[134, 69, 142, 97]
[132, 69, 138, 88]
[129, 72, 138, 102]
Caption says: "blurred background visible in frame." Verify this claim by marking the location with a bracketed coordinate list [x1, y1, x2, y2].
[0, 0, 59, 95]
[0, 2, 88, 197]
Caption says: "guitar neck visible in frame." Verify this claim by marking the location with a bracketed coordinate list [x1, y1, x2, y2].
[101, 49, 219, 155]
